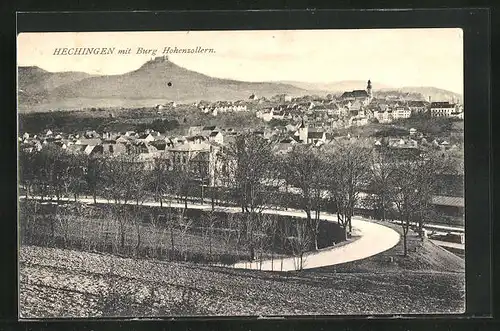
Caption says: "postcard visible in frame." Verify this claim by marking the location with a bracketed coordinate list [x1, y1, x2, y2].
[17, 28, 465, 318]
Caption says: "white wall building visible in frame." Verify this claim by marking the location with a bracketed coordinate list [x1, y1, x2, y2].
[393, 107, 412, 119]
[430, 102, 456, 118]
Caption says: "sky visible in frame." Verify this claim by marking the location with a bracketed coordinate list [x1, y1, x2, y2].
[17, 29, 464, 94]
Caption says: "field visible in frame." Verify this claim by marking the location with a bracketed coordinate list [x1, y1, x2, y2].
[19, 244, 465, 318]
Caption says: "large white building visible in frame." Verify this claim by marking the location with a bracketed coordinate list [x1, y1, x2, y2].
[393, 107, 412, 119]
[430, 102, 457, 118]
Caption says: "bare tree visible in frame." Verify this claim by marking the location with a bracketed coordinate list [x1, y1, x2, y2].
[204, 210, 218, 260]
[64, 153, 87, 202]
[219, 133, 279, 259]
[263, 214, 279, 271]
[169, 166, 192, 212]
[368, 145, 398, 222]
[285, 217, 312, 271]
[323, 140, 371, 240]
[281, 145, 325, 249]
[85, 155, 104, 204]
[390, 151, 447, 255]
[150, 157, 170, 207]
[18, 148, 37, 200]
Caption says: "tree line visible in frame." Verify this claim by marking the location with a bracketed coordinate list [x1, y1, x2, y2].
[19, 134, 457, 257]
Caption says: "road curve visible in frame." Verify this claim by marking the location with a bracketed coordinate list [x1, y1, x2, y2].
[230, 216, 400, 271]
[19, 196, 401, 272]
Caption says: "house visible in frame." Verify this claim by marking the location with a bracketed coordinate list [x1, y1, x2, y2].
[349, 115, 368, 127]
[137, 133, 155, 143]
[387, 138, 418, 149]
[197, 126, 220, 139]
[208, 131, 224, 144]
[273, 138, 298, 154]
[166, 142, 220, 186]
[202, 125, 217, 132]
[407, 100, 429, 114]
[83, 145, 103, 156]
[272, 109, 285, 120]
[430, 102, 456, 118]
[393, 107, 412, 119]
[150, 140, 168, 151]
[188, 126, 204, 136]
[53, 140, 68, 149]
[101, 143, 127, 156]
[373, 109, 393, 123]
[325, 102, 341, 116]
[432, 195, 464, 218]
[115, 136, 131, 144]
[307, 130, 326, 145]
[186, 135, 207, 144]
[131, 141, 159, 156]
[75, 138, 103, 146]
[258, 108, 274, 122]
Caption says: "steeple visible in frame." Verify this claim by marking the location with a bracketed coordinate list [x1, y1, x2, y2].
[367, 79, 373, 99]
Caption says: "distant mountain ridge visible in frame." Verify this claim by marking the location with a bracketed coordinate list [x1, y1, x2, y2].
[279, 80, 394, 93]
[18, 67, 96, 105]
[282, 80, 462, 103]
[18, 57, 310, 111]
[18, 58, 463, 111]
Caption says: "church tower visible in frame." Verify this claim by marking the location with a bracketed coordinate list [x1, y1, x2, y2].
[298, 117, 308, 143]
[367, 79, 373, 99]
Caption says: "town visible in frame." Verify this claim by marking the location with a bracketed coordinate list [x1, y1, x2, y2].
[20, 80, 464, 155]
[19, 80, 465, 248]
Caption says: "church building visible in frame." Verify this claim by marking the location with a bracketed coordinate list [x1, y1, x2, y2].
[340, 80, 373, 106]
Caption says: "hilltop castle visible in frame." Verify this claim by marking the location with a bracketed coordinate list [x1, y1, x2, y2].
[150, 55, 169, 62]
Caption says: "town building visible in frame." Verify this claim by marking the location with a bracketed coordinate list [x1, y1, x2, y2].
[340, 80, 374, 106]
[407, 100, 429, 114]
[165, 142, 221, 186]
[393, 106, 412, 120]
[430, 102, 457, 118]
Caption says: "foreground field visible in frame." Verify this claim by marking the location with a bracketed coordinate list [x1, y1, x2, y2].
[19, 244, 465, 318]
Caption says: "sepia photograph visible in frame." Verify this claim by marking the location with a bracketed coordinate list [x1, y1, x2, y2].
[17, 28, 465, 318]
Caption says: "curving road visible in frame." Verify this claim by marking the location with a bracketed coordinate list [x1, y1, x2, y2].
[19, 195, 401, 272]
[230, 215, 400, 271]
